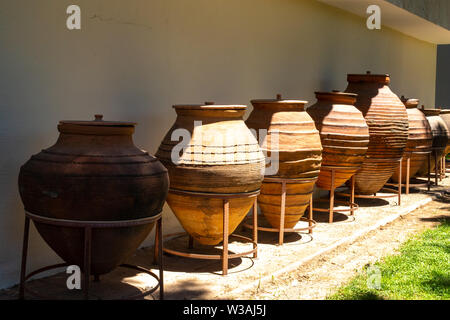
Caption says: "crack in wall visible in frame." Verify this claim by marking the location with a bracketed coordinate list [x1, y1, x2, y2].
[89, 14, 153, 30]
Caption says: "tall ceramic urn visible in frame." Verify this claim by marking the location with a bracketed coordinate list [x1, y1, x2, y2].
[245, 95, 322, 229]
[344, 72, 409, 194]
[440, 109, 450, 156]
[417, 108, 449, 175]
[18, 115, 169, 275]
[391, 97, 433, 183]
[156, 103, 265, 245]
[307, 91, 369, 190]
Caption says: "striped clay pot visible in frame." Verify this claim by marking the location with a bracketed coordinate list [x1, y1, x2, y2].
[344, 72, 409, 194]
[307, 91, 369, 190]
[156, 102, 265, 245]
[245, 95, 322, 229]
[391, 97, 433, 183]
[416, 108, 449, 175]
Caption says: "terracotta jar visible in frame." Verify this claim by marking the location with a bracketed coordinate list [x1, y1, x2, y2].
[391, 98, 433, 183]
[440, 109, 450, 155]
[307, 91, 369, 190]
[417, 108, 449, 175]
[156, 103, 265, 245]
[245, 95, 322, 229]
[344, 72, 409, 194]
[18, 115, 169, 275]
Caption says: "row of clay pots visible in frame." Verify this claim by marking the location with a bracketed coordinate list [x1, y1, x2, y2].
[156, 71, 407, 242]
[18, 72, 449, 275]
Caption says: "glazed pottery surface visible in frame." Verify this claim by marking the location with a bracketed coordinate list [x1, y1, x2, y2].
[246, 95, 322, 228]
[18, 115, 169, 275]
[391, 98, 433, 183]
[344, 72, 409, 194]
[307, 91, 369, 190]
[156, 103, 265, 245]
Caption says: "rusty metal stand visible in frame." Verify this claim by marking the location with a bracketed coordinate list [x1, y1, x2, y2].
[162, 189, 259, 276]
[243, 177, 316, 246]
[386, 151, 432, 194]
[19, 211, 163, 300]
[439, 154, 447, 179]
[415, 148, 443, 187]
[313, 166, 359, 223]
[431, 148, 442, 186]
[336, 158, 403, 205]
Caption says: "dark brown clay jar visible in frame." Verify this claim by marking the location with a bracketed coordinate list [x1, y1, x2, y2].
[391, 98, 433, 183]
[156, 103, 265, 245]
[440, 109, 450, 155]
[245, 95, 322, 229]
[307, 91, 369, 190]
[344, 72, 409, 194]
[18, 115, 169, 275]
[417, 108, 449, 174]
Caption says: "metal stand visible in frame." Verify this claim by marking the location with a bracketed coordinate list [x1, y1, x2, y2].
[386, 151, 432, 194]
[243, 177, 316, 246]
[439, 154, 447, 179]
[19, 211, 163, 300]
[415, 148, 444, 187]
[162, 189, 259, 276]
[337, 158, 403, 205]
[313, 166, 360, 223]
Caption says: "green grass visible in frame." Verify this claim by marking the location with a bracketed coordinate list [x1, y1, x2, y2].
[328, 219, 450, 300]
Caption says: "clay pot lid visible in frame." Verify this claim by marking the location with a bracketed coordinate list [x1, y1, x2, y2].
[420, 106, 441, 116]
[400, 96, 420, 108]
[347, 71, 390, 85]
[173, 102, 246, 110]
[59, 114, 136, 127]
[251, 94, 308, 104]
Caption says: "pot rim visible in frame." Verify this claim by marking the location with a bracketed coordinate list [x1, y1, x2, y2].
[250, 99, 308, 104]
[347, 71, 390, 84]
[173, 104, 246, 110]
[315, 91, 357, 98]
[400, 96, 420, 108]
[421, 108, 441, 116]
[59, 115, 136, 127]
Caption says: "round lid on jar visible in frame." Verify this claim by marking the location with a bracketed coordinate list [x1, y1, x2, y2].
[347, 71, 390, 85]
[421, 107, 441, 116]
[58, 115, 136, 135]
[400, 96, 419, 108]
[173, 101, 246, 110]
[251, 94, 308, 105]
[314, 91, 357, 104]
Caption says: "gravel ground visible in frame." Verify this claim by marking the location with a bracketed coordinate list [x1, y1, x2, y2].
[1, 176, 448, 300]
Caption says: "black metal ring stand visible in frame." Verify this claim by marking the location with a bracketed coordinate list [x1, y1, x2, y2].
[313, 166, 360, 223]
[336, 158, 403, 205]
[162, 189, 259, 276]
[242, 177, 316, 246]
[19, 211, 164, 300]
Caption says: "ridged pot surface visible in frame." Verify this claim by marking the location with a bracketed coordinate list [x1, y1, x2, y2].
[18, 115, 169, 275]
[156, 103, 265, 245]
[440, 110, 450, 155]
[245, 95, 322, 228]
[391, 98, 433, 183]
[307, 91, 369, 190]
[417, 109, 450, 175]
[344, 72, 409, 194]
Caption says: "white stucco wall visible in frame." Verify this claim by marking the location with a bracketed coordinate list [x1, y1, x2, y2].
[0, 0, 437, 289]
